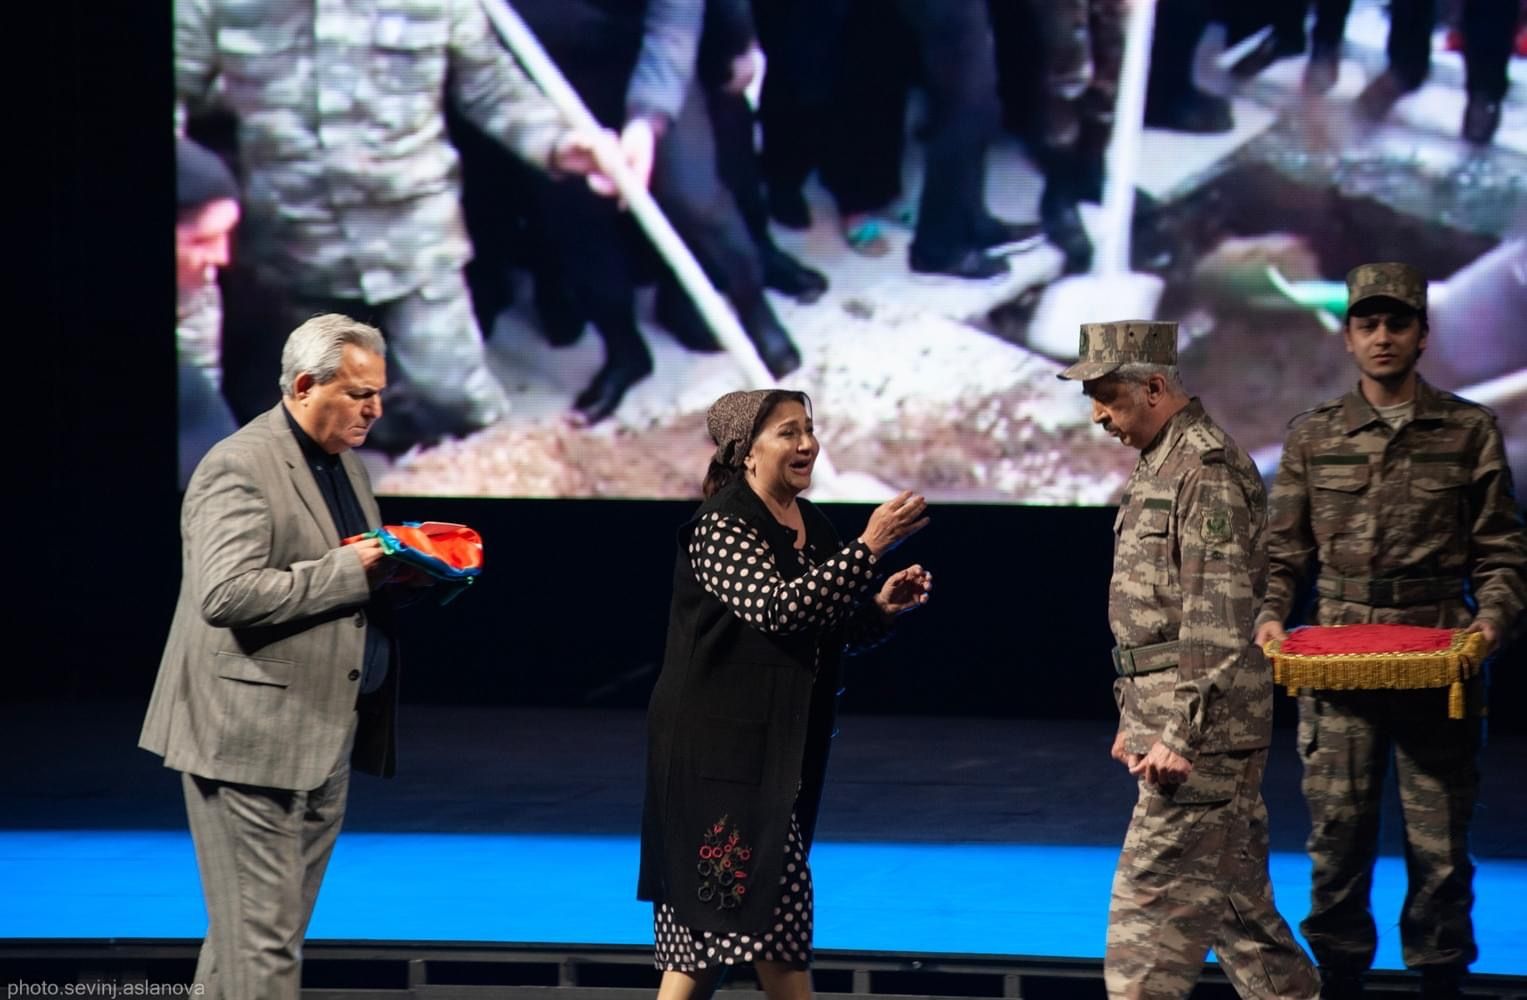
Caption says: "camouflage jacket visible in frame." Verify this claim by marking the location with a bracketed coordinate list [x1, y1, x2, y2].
[176, 0, 569, 302]
[1110, 400, 1273, 758]
[1258, 378, 1526, 633]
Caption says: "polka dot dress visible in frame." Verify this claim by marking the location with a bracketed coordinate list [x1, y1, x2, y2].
[654, 814, 815, 970]
[687, 511, 879, 635]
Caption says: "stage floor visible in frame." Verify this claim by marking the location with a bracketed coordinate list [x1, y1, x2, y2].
[5, 703, 1525, 973]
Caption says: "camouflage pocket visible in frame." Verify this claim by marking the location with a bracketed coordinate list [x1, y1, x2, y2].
[1122, 759, 1241, 881]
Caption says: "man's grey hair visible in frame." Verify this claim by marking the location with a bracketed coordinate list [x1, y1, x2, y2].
[1113, 363, 1185, 393]
[278, 314, 386, 397]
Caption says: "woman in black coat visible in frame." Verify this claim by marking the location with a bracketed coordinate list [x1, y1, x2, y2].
[638, 388, 933, 1000]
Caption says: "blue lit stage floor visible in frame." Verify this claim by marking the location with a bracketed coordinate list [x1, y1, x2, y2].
[6, 831, 1527, 975]
[5, 704, 1526, 973]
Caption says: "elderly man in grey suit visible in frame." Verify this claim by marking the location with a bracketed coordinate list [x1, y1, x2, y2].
[141, 313, 401, 1000]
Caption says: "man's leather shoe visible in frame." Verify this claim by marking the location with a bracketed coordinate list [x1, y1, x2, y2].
[741, 301, 802, 378]
[762, 244, 829, 303]
[572, 356, 653, 426]
[1462, 92, 1502, 145]
[909, 246, 1010, 279]
[974, 215, 1045, 255]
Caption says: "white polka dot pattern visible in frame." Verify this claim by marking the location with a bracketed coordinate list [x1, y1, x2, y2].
[653, 815, 814, 970]
[689, 513, 877, 634]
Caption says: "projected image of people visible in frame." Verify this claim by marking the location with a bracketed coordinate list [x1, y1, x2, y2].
[175, 0, 1526, 503]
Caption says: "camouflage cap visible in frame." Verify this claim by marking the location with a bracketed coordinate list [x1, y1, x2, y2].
[1057, 320, 1179, 381]
[1346, 261, 1426, 312]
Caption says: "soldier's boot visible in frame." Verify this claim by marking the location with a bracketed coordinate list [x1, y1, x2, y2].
[1418, 964, 1465, 1000]
[1319, 967, 1365, 1000]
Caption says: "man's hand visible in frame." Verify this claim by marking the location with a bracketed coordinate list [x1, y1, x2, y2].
[1128, 741, 1193, 787]
[551, 127, 626, 198]
[1254, 620, 1288, 649]
[1111, 730, 1142, 770]
[1465, 618, 1500, 656]
[350, 537, 395, 589]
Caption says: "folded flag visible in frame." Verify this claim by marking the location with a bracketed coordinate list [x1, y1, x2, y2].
[344, 522, 483, 604]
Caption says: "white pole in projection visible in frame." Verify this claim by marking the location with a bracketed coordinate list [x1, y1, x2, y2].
[478, 0, 874, 492]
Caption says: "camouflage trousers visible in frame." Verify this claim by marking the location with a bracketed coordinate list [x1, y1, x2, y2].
[1105, 749, 1318, 1000]
[286, 270, 510, 433]
[1297, 690, 1481, 972]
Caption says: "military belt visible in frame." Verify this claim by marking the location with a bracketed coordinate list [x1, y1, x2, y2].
[1112, 639, 1180, 677]
[1315, 574, 1466, 608]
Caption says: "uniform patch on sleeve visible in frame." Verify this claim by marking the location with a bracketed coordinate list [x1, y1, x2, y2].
[1201, 507, 1232, 545]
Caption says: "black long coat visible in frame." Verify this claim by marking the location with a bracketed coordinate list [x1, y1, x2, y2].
[637, 478, 855, 934]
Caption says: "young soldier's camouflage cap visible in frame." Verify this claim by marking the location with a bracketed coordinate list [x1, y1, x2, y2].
[1346, 262, 1426, 312]
[1057, 320, 1178, 381]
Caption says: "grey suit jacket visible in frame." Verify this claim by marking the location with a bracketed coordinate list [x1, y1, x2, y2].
[141, 404, 398, 790]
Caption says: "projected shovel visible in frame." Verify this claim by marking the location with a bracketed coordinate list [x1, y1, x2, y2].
[1026, 0, 1165, 361]
[480, 0, 894, 498]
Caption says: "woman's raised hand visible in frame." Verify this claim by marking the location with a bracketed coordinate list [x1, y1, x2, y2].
[859, 491, 930, 557]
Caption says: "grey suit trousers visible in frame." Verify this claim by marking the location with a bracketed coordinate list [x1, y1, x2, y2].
[183, 717, 357, 1000]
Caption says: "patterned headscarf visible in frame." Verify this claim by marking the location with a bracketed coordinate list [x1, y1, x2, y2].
[706, 389, 777, 469]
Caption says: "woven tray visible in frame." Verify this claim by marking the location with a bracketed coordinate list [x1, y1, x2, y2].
[1264, 624, 1487, 719]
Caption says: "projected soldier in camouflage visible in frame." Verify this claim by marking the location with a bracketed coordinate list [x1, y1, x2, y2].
[1254, 262, 1527, 1000]
[1060, 321, 1319, 1000]
[175, 0, 623, 451]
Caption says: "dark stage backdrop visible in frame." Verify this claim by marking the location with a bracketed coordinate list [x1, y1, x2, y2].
[27, 3, 1525, 732]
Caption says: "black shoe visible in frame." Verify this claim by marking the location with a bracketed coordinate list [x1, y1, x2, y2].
[1231, 31, 1304, 80]
[1462, 92, 1502, 145]
[973, 214, 1045, 255]
[908, 245, 1010, 279]
[571, 356, 653, 426]
[1040, 187, 1094, 276]
[1145, 88, 1235, 134]
[1355, 69, 1417, 123]
[654, 285, 723, 353]
[761, 244, 829, 303]
[1318, 967, 1365, 1000]
[740, 301, 802, 378]
[1303, 44, 1340, 95]
[767, 185, 812, 230]
[1418, 965, 1465, 1000]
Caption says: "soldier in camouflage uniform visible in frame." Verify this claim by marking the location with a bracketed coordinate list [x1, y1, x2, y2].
[1060, 321, 1320, 1000]
[1254, 262, 1527, 1000]
[176, 0, 619, 450]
